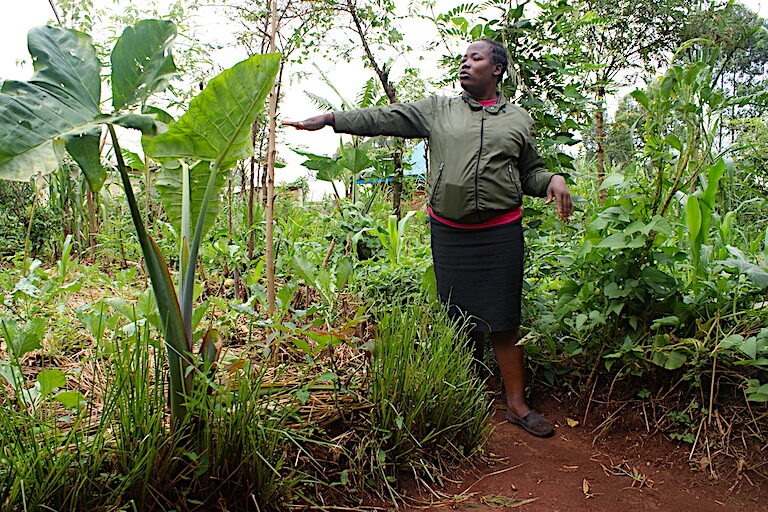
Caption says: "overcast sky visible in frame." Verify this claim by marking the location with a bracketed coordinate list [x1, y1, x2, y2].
[3, 1, 768, 198]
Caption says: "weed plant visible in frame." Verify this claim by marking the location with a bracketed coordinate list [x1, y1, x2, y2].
[0, 181, 61, 258]
[0, 318, 303, 511]
[366, 298, 491, 493]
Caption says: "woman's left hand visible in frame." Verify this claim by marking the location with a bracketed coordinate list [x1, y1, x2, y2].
[545, 175, 573, 221]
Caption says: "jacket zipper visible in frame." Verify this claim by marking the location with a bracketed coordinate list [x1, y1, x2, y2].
[474, 110, 485, 213]
[430, 163, 445, 204]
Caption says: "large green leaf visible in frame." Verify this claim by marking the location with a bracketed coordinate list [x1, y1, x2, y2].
[142, 105, 176, 125]
[1, 316, 46, 358]
[37, 369, 66, 397]
[719, 258, 768, 289]
[0, 25, 165, 183]
[107, 112, 163, 135]
[111, 20, 177, 111]
[120, 148, 146, 172]
[146, 53, 280, 334]
[340, 144, 373, 175]
[65, 126, 105, 192]
[0, 140, 66, 181]
[0, 26, 101, 181]
[698, 158, 726, 244]
[27, 26, 101, 112]
[686, 196, 701, 243]
[146, 53, 281, 170]
[155, 160, 228, 238]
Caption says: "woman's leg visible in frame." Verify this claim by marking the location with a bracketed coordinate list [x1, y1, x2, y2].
[468, 331, 491, 382]
[491, 329, 530, 418]
[492, 329, 554, 436]
[468, 331, 486, 365]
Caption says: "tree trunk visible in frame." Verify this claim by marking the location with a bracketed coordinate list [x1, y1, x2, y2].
[264, 0, 280, 316]
[260, 159, 268, 205]
[595, 85, 607, 205]
[247, 122, 260, 261]
[86, 188, 98, 253]
[347, 0, 404, 219]
[60, 169, 72, 239]
[392, 141, 403, 219]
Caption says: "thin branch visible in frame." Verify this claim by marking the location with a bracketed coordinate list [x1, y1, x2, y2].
[48, 0, 63, 26]
[345, 0, 397, 102]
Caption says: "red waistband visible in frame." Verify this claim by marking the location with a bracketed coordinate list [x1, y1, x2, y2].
[428, 207, 522, 228]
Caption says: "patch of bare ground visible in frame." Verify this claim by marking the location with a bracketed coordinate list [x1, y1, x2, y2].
[401, 398, 768, 512]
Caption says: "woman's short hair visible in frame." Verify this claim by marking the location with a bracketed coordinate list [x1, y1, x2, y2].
[478, 38, 508, 83]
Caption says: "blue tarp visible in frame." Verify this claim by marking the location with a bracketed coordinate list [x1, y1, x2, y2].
[356, 141, 427, 184]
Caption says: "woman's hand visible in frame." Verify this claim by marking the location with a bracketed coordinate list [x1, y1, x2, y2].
[282, 113, 334, 131]
[545, 175, 573, 221]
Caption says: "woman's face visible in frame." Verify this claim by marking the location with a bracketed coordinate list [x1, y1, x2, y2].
[459, 41, 502, 91]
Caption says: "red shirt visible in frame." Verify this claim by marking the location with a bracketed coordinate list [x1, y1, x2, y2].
[428, 96, 522, 229]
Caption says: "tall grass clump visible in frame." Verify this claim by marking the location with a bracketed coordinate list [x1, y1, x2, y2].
[0, 393, 110, 511]
[197, 366, 302, 507]
[367, 298, 491, 488]
[0, 322, 303, 511]
[102, 331, 302, 509]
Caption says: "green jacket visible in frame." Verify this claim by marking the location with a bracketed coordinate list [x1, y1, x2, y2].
[334, 91, 554, 224]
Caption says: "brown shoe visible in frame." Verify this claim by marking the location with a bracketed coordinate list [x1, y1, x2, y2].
[506, 410, 555, 438]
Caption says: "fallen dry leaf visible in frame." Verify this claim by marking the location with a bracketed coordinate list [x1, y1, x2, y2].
[582, 478, 591, 497]
[480, 494, 539, 508]
[508, 497, 539, 508]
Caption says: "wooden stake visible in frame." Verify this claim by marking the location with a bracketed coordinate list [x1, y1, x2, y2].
[264, 0, 279, 316]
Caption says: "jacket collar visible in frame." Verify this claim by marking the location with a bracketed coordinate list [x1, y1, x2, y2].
[461, 90, 507, 114]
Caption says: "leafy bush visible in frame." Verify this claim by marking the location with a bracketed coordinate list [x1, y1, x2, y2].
[0, 181, 60, 257]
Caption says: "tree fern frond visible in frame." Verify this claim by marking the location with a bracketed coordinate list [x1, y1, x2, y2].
[311, 63, 354, 110]
[304, 91, 339, 111]
[357, 77, 382, 108]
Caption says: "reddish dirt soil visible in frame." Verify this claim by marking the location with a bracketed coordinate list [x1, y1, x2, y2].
[402, 400, 768, 512]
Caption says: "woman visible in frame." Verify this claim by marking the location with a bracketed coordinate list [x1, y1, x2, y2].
[284, 39, 573, 437]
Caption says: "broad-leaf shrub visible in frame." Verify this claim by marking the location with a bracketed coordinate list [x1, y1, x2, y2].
[525, 51, 768, 399]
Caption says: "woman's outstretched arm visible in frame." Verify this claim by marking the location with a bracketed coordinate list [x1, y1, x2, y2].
[284, 97, 437, 139]
[282, 112, 335, 131]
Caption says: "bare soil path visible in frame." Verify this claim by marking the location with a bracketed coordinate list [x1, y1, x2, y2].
[403, 400, 767, 512]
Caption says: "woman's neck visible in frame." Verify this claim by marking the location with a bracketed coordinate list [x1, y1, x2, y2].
[476, 92, 498, 102]
[465, 85, 498, 102]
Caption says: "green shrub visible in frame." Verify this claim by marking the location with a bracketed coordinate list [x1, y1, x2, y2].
[0, 181, 60, 257]
[358, 263, 426, 307]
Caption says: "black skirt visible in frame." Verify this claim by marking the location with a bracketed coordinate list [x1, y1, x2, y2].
[430, 217, 524, 332]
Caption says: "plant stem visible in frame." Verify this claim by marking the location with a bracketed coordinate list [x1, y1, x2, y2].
[47, 0, 62, 26]
[109, 124, 191, 424]
[22, 186, 39, 274]
[179, 161, 191, 299]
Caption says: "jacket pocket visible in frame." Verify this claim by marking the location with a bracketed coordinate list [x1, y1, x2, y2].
[429, 163, 445, 205]
[508, 165, 522, 200]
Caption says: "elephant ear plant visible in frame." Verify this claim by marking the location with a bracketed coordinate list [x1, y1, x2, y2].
[0, 20, 280, 427]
